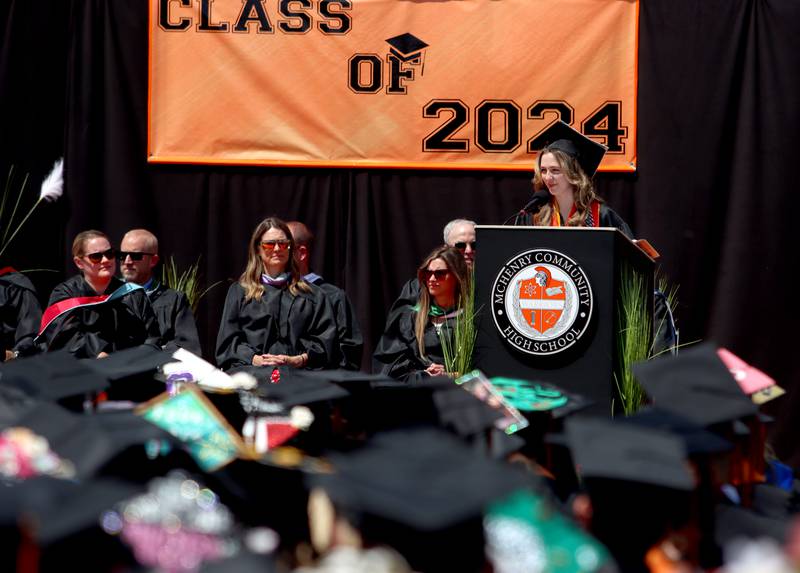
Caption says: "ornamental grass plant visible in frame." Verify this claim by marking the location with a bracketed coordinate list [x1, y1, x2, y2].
[614, 267, 680, 416]
[439, 273, 479, 378]
[161, 256, 221, 313]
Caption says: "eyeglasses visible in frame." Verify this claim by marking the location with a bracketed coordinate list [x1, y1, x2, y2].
[260, 240, 291, 251]
[420, 269, 450, 281]
[84, 248, 116, 263]
[117, 251, 155, 261]
[454, 241, 476, 251]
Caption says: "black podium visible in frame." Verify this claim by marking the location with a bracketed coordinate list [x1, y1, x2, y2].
[473, 226, 654, 415]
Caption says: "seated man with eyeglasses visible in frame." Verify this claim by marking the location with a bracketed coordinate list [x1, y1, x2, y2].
[384, 218, 476, 325]
[39, 230, 161, 358]
[119, 229, 201, 356]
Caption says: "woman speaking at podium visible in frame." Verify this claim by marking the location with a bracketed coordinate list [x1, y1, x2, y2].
[516, 120, 633, 238]
[516, 122, 678, 354]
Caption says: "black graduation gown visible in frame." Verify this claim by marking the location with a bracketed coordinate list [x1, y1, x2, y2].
[387, 277, 420, 318]
[0, 271, 43, 358]
[42, 275, 162, 358]
[372, 304, 451, 383]
[514, 203, 634, 239]
[215, 282, 338, 372]
[147, 282, 202, 356]
[514, 202, 678, 353]
[308, 276, 364, 370]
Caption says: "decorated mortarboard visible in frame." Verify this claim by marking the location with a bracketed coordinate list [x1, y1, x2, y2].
[536, 120, 607, 177]
[489, 376, 591, 418]
[485, 489, 614, 573]
[102, 470, 254, 572]
[751, 385, 785, 405]
[0, 423, 76, 481]
[8, 402, 175, 480]
[162, 348, 256, 393]
[620, 406, 733, 455]
[633, 343, 758, 427]
[0, 349, 109, 401]
[565, 417, 695, 490]
[313, 427, 529, 531]
[9, 403, 115, 479]
[432, 380, 508, 437]
[454, 370, 529, 435]
[717, 347, 785, 405]
[239, 405, 316, 456]
[385, 32, 428, 64]
[136, 386, 251, 472]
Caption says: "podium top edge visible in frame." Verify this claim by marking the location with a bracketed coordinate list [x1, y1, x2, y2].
[476, 225, 621, 232]
[476, 226, 654, 263]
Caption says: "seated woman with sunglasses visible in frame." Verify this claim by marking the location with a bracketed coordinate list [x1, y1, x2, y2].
[215, 217, 337, 372]
[39, 230, 161, 358]
[373, 245, 470, 382]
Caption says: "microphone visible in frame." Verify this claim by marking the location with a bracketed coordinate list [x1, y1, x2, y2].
[520, 189, 551, 213]
[502, 190, 552, 225]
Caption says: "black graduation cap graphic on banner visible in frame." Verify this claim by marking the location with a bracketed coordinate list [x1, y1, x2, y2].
[386, 33, 428, 74]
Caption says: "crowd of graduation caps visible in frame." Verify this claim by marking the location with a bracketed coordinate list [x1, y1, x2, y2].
[2, 229, 800, 573]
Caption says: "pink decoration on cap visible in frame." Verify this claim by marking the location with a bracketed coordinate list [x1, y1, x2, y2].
[717, 348, 775, 395]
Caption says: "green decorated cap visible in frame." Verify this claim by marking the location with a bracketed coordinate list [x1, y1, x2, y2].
[489, 377, 592, 417]
[486, 489, 614, 572]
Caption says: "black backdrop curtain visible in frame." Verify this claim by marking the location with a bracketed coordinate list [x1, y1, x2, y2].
[2, 0, 800, 465]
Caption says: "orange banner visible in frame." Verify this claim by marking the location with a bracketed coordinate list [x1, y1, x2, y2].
[148, 0, 638, 171]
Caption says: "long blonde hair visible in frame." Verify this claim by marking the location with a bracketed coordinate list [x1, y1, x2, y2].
[414, 245, 470, 358]
[531, 147, 602, 227]
[239, 217, 311, 300]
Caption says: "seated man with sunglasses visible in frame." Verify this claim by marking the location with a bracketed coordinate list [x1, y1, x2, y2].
[39, 230, 161, 359]
[119, 229, 201, 356]
[384, 218, 476, 327]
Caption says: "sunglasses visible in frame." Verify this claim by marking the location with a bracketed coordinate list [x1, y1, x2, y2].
[420, 269, 451, 281]
[454, 241, 476, 251]
[260, 240, 291, 251]
[84, 248, 116, 263]
[117, 251, 155, 261]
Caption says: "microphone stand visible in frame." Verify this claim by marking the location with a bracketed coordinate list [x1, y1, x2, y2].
[502, 209, 527, 226]
[502, 190, 551, 225]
